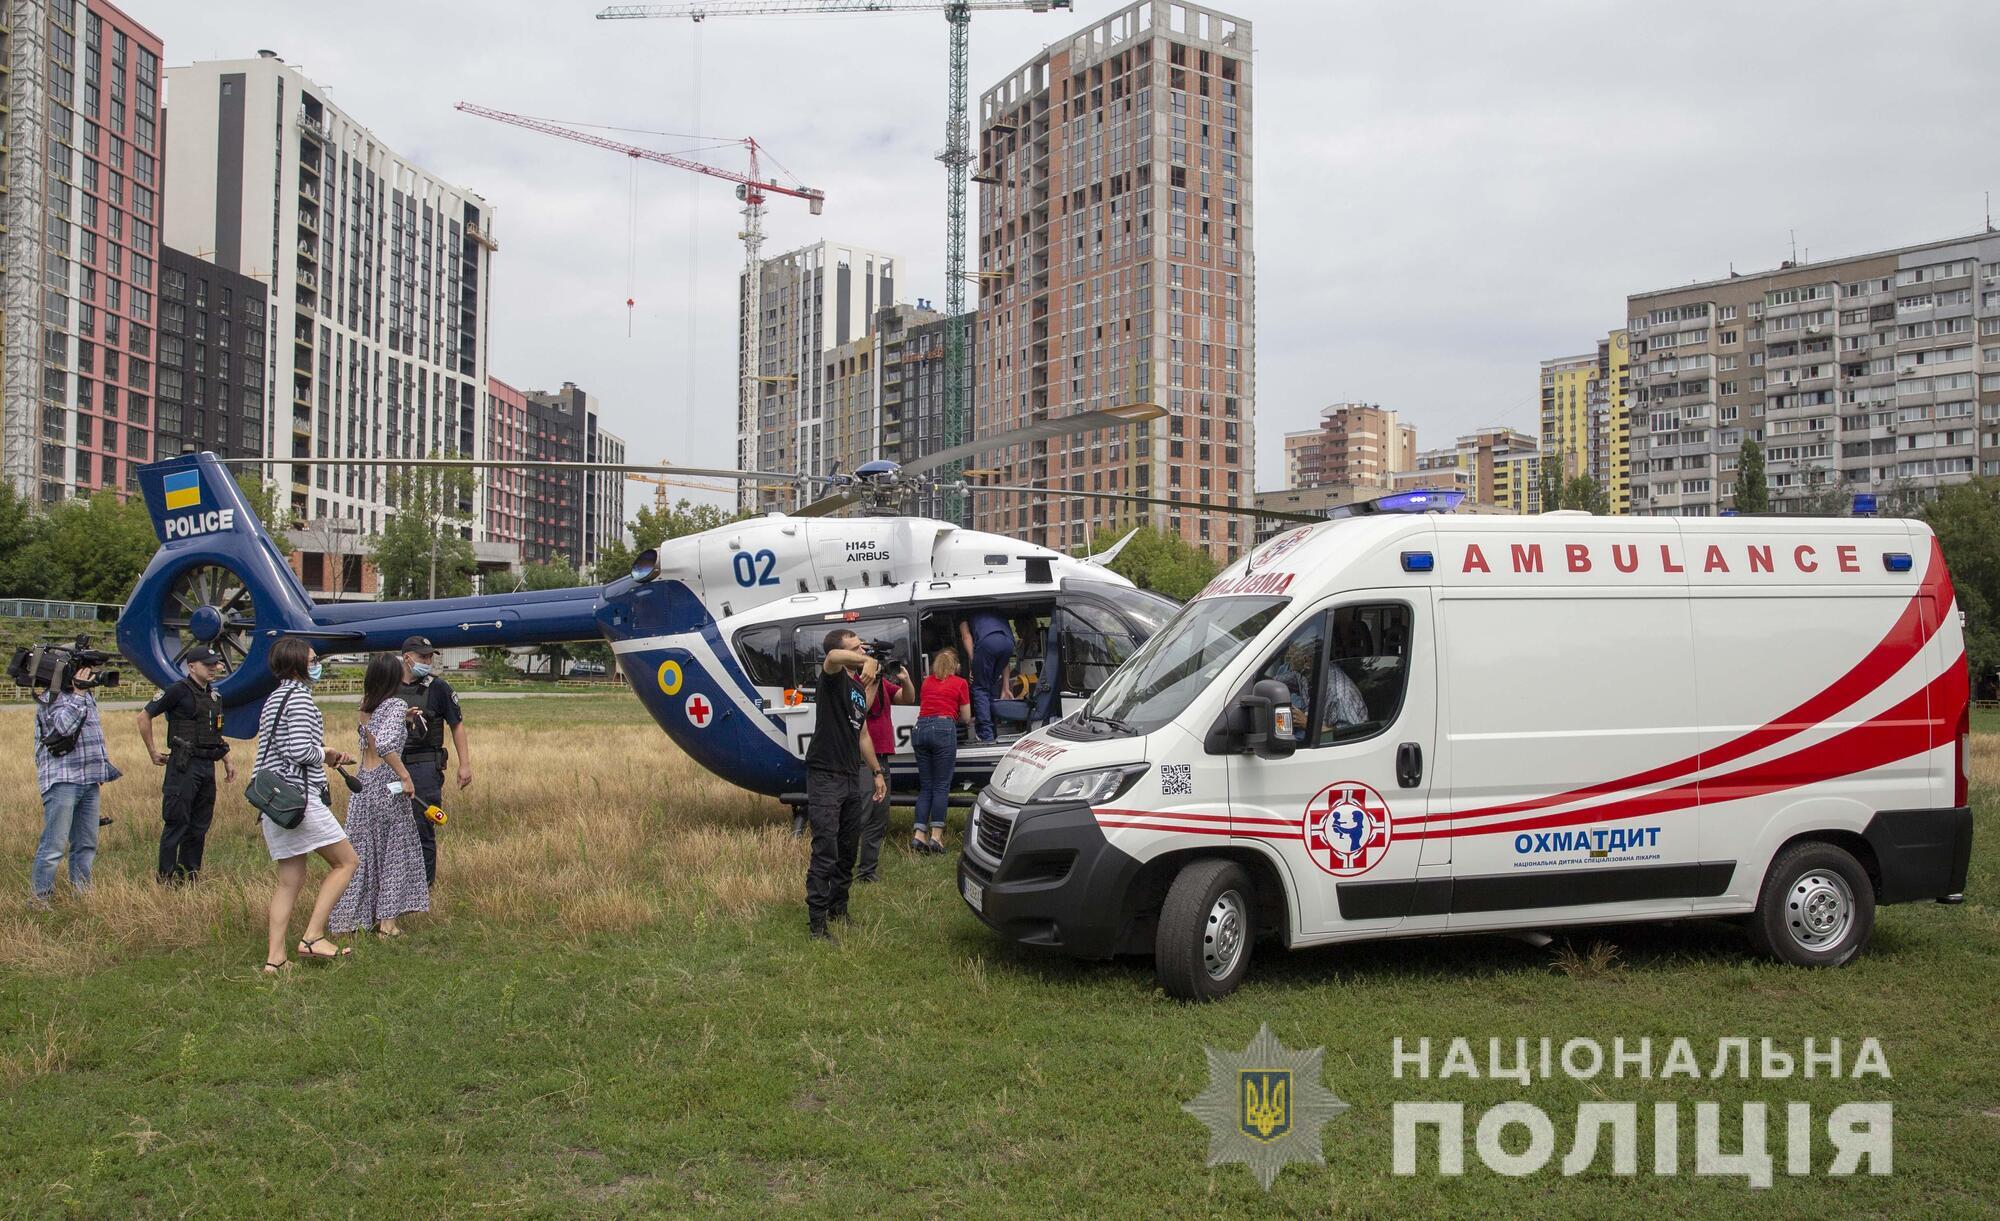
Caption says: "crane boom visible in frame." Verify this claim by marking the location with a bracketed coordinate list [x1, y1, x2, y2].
[599, 1, 1068, 17]
[453, 103, 825, 210]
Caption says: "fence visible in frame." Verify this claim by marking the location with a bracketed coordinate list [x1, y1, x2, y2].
[0, 598, 119, 622]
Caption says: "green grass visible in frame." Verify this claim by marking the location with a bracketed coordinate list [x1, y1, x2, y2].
[2, 695, 1996, 1216]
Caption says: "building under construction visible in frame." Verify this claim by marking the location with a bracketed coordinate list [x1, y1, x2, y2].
[974, 0, 1254, 559]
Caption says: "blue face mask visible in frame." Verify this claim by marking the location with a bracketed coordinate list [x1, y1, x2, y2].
[307, 662, 324, 682]
[411, 662, 433, 679]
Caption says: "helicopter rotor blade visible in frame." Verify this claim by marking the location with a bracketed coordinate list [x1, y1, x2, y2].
[791, 490, 869, 518]
[955, 480, 1323, 523]
[897, 401, 1168, 479]
[215, 457, 823, 486]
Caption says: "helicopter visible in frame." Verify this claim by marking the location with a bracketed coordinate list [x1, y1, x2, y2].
[115, 406, 1322, 805]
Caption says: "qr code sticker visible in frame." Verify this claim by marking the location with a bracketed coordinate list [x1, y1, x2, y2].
[1161, 764, 1193, 797]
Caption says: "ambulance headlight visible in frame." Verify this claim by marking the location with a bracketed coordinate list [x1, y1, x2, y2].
[1031, 763, 1150, 806]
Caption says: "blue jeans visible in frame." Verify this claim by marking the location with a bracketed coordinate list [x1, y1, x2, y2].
[34, 782, 100, 898]
[912, 717, 958, 831]
[969, 632, 1014, 742]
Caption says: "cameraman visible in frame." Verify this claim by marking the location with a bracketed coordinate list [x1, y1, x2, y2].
[136, 645, 235, 885]
[30, 652, 122, 906]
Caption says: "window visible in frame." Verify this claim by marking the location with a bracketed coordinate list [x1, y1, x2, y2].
[792, 615, 914, 699]
[1247, 603, 1413, 748]
[734, 626, 790, 688]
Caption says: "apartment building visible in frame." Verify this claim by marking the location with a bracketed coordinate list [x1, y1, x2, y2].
[482, 375, 528, 552]
[974, 0, 1254, 558]
[163, 51, 497, 533]
[1279, 426, 1316, 490]
[517, 381, 624, 570]
[154, 245, 268, 462]
[875, 300, 973, 521]
[1627, 232, 2000, 516]
[1540, 331, 1632, 513]
[1, 1, 164, 503]
[1301, 401, 1414, 489]
[1413, 426, 1540, 514]
[1600, 329, 1631, 513]
[820, 332, 877, 483]
[739, 239, 897, 512]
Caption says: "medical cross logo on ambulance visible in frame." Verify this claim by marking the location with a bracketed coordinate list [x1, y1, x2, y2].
[956, 512, 1973, 1003]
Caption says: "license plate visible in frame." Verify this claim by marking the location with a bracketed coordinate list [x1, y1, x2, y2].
[962, 876, 984, 912]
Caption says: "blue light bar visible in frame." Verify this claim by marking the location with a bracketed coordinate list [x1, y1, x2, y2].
[1883, 552, 1913, 573]
[1852, 493, 1878, 516]
[1401, 551, 1435, 572]
[1376, 489, 1466, 513]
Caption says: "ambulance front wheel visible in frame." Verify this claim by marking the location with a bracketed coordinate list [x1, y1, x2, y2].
[1747, 840, 1876, 967]
[1156, 858, 1255, 1002]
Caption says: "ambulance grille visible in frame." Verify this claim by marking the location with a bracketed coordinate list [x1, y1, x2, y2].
[975, 804, 1015, 861]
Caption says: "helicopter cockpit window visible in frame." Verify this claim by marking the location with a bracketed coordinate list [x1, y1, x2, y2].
[733, 626, 790, 689]
[1057, 601, 1142, 696]
[792, 615, 916, 697]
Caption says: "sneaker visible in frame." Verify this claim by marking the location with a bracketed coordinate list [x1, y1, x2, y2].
[808, 919, 835, 942]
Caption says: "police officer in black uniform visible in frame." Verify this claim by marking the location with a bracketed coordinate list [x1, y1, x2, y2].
[135, 645, 236, 884]
[397, 636, 472, 886]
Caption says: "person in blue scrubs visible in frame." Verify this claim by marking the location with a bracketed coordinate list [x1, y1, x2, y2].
[958, 611, 1015, 743]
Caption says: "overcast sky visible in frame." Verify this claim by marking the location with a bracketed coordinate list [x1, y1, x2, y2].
[151, 1, 2000, 519]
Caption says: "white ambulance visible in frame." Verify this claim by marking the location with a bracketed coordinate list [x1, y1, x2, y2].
[957, 500, 1973, 1000]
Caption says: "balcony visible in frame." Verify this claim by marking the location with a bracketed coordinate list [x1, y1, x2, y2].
[296, 111, 330, 144]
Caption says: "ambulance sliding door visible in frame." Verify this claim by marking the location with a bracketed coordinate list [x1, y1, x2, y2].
[1437, 588, 1703, 927]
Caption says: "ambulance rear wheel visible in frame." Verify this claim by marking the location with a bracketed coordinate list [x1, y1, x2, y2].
[1156, 859, 1254, 1002]
[1748, 841, 1875, 967]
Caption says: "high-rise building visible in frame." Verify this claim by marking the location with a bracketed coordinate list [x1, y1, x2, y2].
[155, 246, 269, 462]
[1627, 233, 2000, 516]
[1540, 333, 1632, 512]
[1309, 401, 1414, 489]
[876, 300, 973, 520]
[821, 332, 877, 482]
[2, 1, 165, 503]
[974, 0, 1254, 558]
[739, 239, 897, 512]
[513, 381, 624, 570]
[163, 51, 497, 533]
[1279, 427, 1317, 491]
[1415, 426, 1540, 513]
[482, 375, 529, 552]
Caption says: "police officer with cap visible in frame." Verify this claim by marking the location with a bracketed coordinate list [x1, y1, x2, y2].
[398, 636, 472, 886]
[135, 645, 236, 884]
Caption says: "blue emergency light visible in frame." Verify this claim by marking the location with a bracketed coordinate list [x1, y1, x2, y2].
[1883, 552, 1913, 573]
[1327, 489, 1468, 519]
[1401, 551, 1435, 573]
[1852, 493, 1878, 516]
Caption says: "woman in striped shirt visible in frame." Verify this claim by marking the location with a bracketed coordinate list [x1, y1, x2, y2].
[254, 637, 359, 971]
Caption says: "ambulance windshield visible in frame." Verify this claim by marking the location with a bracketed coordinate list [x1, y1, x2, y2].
[1078, 596, 1288, 735]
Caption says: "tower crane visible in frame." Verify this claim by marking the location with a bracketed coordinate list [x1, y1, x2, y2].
[455, 101, 826, 498]
[595, 0, 1073, 523]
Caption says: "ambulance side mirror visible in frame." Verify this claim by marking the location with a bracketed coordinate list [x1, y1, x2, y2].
[1243, 679, 1297, 760]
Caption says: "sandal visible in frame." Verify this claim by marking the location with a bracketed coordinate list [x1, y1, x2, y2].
[297, 936, 351, 961]
[261, 960, 291, 974]
[376, 928, 404, 940]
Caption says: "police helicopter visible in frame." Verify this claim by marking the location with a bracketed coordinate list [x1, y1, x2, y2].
[116, 404, 1323, 806]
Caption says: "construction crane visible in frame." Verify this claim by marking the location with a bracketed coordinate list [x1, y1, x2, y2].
[625, 462, 745, 510]
[596, 1, 1073, 523]
[455, 101, 825, 498]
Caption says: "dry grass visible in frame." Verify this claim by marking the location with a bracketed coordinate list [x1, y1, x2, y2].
[0, 699, 798, 974]
[1972, 731, 2000, 791]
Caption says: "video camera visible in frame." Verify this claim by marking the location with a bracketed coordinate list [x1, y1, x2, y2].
[860, 640, 904, 672]
[7, 635, 121, 695]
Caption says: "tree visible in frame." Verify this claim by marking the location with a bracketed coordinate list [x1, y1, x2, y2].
[1734, 438, 1769, 514]
[1922, 478, 2000, 690]
[1792, 465, 1850, 517]
[0, 482, 55, 598]
[370, 460, 479, 600]
[474, 645, 519, 676]
[629, 498, 749, 550]
[1537, 449, 1568, 513]
[232, 472, 296, 557]
[592, 537, 634, 585]
[513, 558, 613, 675]
[1080, 524, 1219, 602]
[1559, 474, 1609, 516]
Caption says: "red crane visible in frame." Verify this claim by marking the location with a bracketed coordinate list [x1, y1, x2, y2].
[455, 101, 825, 425]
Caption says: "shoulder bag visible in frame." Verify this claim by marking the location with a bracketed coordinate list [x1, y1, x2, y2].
[244, 688, 309, 829]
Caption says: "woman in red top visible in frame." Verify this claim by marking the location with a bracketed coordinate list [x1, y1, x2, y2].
[912, 648, 972, 854]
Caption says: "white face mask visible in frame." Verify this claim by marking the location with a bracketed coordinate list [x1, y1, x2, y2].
[411, 661, 433, 679]
[307, 662, 324, 682]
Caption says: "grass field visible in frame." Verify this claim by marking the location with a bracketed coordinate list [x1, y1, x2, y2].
[1, 693, 1995, 1216]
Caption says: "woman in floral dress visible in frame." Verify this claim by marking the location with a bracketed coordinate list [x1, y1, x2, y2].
[329, 654, 430, 938]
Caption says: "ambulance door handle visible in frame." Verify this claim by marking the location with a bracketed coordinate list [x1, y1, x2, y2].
[1396, 742, 1423, 789]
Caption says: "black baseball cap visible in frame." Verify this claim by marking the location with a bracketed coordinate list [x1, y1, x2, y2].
[400, 636, 437, 656]
[185, 646, 226, 666]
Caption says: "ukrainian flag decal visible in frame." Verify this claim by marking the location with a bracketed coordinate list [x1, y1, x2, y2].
[163, 470, 201, 511]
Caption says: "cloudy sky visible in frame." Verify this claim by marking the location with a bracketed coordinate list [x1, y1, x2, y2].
[151, 1, 2000, 519]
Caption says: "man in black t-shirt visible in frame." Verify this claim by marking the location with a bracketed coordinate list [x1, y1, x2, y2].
[804, 627, 888, 940]
[135, 646, 235, 883]
[398, 636, 472, 887]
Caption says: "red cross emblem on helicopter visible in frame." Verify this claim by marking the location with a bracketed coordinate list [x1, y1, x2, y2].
[685, 695, 713, 729]
[1302, 782, 1393, 877]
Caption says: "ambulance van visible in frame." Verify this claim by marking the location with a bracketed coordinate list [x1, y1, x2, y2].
[957, 503, 1973, 1000]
